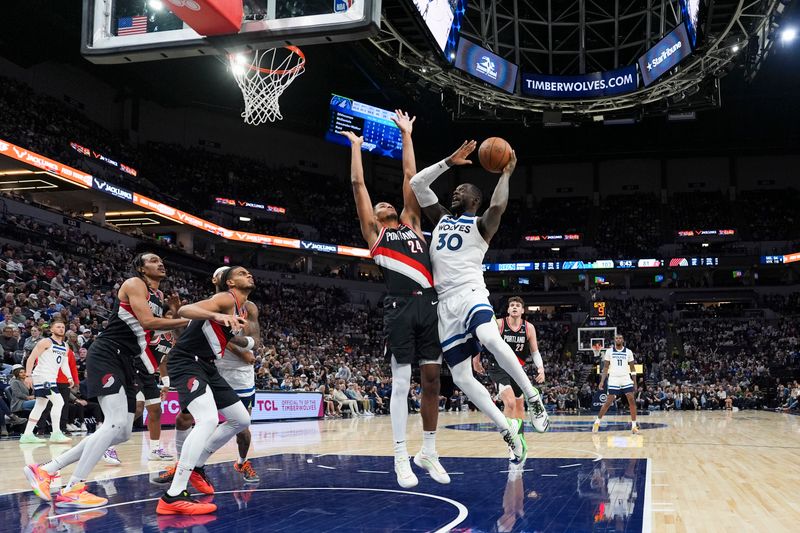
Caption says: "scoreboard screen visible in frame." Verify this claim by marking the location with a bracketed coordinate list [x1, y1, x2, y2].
[325, 94, 402, 159]
[588, 301, 609, 326]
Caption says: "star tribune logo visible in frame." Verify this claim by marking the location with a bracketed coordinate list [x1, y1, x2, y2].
[101, 374, 115, 389]
[187, 377, 200, 393]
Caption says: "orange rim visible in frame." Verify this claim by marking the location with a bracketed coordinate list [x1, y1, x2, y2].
[230, 46, 305, 76]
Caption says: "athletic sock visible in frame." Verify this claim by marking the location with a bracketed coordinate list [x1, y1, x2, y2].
[393, 440, 408, 458]
[167, 463, 193, 497]
[421, 431, 437, 455]
[150, 439, 160, 451]
[238, 456, 247, 465]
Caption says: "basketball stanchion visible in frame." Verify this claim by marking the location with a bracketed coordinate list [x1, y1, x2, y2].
[229, 46, 306, 125]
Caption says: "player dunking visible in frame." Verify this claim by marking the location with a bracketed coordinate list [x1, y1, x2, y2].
[593, 334, 639, 434]
[340, 109, 449, 489]
[20, 318, 74, 444]
[23, 253, 189, 508]
[410, 140, 550, 463]
[213, 266, 261, 483]
[157, 266, 253, 515]
[474, 297, 545, 441]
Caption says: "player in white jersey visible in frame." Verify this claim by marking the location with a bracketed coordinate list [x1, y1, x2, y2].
[212, 266, 261, 483]
[410, 140, 549, 463]
[21, 318, 73, 443]
[593, 334, 639, 434]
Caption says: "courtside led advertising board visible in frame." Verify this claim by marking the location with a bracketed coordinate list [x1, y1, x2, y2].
[521, 65, 638, 99]
[325, 94, 402, 159]
[455, 38, 518, 93]
[638, 24, 693, 87]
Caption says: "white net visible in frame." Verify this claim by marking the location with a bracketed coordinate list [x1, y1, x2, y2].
[229, 47, 305, 125]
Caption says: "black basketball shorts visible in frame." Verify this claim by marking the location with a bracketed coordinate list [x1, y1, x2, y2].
[383, 289, 442, 366]
[488, 364, 524, 398]
[135, 371, 161, 403]
[85, 336, 138, 413]
[168, 354, 240, 412]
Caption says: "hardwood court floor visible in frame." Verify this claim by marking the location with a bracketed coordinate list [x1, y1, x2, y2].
[1, 410, 798, 532]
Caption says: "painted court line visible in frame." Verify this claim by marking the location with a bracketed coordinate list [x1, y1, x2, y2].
[316, 465, 336, 470]
[558, 463, 582, 468]
[540, 474, 558, 477]
[357, 470, 389, 474]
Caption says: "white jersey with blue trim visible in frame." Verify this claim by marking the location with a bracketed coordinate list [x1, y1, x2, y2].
[604, 346, 634, 378]
[31, 339, 71, 383]
[430, 213, 488, 297]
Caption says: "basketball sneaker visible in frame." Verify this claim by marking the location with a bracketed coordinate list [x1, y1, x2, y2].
[413, 451, 451, 484]
[502, 423, 527, 464]
[23, 464, 55, 501]
[592, 418, 602, 433]
[190, 466, 215, 495]
[54, 483, 108, 509]
[526, 388, 550, 433]
[157, 514, 218, 529]
[149, 447, 175, 461]
[631, 421, 639, 435]
[152, 464, 177, 485]
[101, 447, 121, 465]
[49, 432, 72, 443]
[234, 460, 260, 483]
[157, 490, 217, 515]
[19, 434, 47, 444]
[394, 455, 419, 488]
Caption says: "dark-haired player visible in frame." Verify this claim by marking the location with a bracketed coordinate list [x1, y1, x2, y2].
[474, 297, 545, 445]
[594, 334, 639, 434]
[340, 109, 448, 489]
[156, 266, 253, 515]
[410, 141, 549, 464]
[23, 253, 188, 508]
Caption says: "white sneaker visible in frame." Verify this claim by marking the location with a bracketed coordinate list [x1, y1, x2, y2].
[592, 419, 601, 433]
[148, 447, 175, 461]
[394, 456, 419, 488]
[526, 389, 550, 433]
[631, 422, 639, 435]
[101, 447, 121, 465]
[502, 423, 527, 464]
[65, 424, 80, 432]
[79, 424, 88, 432]
[414, 451, 450, 484]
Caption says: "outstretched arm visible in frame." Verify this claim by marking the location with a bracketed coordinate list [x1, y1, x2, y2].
[527, 322, 545, 383]
[410, 140, 476, 224]
[340, 131, 380, 248]
[477, 150, 516, 244]
[392, 110, 423, 235]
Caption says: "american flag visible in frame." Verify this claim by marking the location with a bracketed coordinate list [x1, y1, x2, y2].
[117, 16, 148, 36]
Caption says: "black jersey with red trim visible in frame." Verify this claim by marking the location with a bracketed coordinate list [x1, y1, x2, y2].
[169, 291, 248, 363]
[98, 286, 164, 373]
[149, 330, 175, 364]
[370, 224, 434, 294]
[493, 318, 530, 366]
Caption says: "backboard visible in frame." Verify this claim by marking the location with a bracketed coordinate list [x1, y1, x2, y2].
[81, 0, 381, 64]
[577, 326, 617, 353]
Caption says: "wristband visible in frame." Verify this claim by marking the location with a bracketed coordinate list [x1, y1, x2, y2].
[244, 336, 255, 350]
[160, 376, 170, 388]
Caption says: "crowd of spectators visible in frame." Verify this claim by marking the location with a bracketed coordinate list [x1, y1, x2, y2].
[595, 194, 663, 258]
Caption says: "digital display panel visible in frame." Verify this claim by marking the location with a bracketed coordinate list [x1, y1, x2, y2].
[325, 94, 402, 159]
[455, 38, 518, 93]
[638, 24, 693, 87]
[411, 0, 466, 59]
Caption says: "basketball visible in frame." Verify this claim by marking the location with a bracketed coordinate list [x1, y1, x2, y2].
[478, 137, 513, 173]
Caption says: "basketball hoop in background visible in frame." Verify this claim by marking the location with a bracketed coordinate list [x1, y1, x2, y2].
[229, 46, 305, 125]
[591, 343, 603, 360]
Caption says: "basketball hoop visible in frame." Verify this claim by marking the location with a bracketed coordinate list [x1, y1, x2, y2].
[229, 46, 305, 125]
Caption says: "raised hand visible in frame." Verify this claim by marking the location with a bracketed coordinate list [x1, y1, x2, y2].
[446, 140, 477, 166]
[213, 314, 248, 333]
[391, 109, 416, 135]
[502, 149, 517, 176]
[339, 130, 364, 147]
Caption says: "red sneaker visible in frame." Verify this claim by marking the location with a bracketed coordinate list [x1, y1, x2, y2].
[189, 466, 214, 495]
[156, 491, 217, 515]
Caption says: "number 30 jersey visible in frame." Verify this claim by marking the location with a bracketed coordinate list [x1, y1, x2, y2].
[370, 224, 434, 294]
[430, 213, 488, 297]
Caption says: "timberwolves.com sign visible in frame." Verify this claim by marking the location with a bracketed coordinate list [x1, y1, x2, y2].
[522, 65, 638, 99]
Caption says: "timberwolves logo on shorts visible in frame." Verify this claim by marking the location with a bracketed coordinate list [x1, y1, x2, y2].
[101, 374, 115, 388]
[187, 377, 200, 393]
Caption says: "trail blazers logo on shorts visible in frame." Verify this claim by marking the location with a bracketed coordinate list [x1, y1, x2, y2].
[187, 377, 200, 393]
[102, 374, 115, 389]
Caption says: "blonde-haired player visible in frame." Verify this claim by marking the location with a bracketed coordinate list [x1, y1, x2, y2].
[20, 318, 73, 444]
[593, 334, 639, 434]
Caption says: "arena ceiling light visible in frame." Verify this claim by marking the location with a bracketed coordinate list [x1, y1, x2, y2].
[781, 27, 798, 43]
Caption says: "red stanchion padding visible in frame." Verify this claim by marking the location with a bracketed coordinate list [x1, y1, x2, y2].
[166, 0, 243, 36]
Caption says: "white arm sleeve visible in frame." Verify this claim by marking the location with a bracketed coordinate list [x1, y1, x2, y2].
[531, 350, 544, 370]
[409, 159, 450, 208]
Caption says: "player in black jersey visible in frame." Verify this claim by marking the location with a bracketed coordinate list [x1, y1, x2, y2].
[24, 253, 189, 508]
[157, 266, 253, 516]
[341, 110, 449, 489]
[474, 297, 545, 440]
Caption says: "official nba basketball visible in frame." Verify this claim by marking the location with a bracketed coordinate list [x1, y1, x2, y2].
[478, 137, 513, 173]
